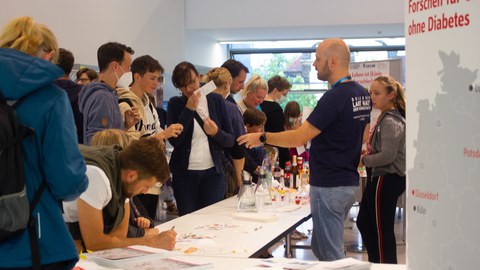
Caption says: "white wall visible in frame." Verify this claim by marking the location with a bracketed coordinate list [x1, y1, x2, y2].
[184, 0, 404, 70]
[0, 0, 405, 98]
[185, 0, 404, 40]
[0, 0, 186, 101]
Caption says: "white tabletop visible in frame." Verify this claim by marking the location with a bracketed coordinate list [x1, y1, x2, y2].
[155, 197, 312, 258]
[76, 255, 407, 270]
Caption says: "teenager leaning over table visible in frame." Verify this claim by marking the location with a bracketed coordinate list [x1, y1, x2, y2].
[167, 61, 235, 216]
[356, 76, 406, 264]
[238, 38, 371, 261]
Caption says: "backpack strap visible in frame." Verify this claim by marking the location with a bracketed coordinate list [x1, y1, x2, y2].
[118, 98, 134, 108]
[28, 181, 47, 270]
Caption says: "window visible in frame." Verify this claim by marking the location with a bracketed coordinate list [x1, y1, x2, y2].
[228, 38, 405, 110]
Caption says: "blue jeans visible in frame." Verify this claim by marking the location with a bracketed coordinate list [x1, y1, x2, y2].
[310, 185, 358, 261]
[172, 167, 226, 216]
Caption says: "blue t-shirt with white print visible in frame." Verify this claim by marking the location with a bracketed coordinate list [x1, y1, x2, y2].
[306, 81, 371, 187]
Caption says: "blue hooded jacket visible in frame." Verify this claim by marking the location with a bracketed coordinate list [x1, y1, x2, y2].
[0, 48, 88, 268]
[78, 81, 124, 145]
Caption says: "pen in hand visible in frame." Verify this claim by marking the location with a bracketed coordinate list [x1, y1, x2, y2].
[171, 226, 175, 231]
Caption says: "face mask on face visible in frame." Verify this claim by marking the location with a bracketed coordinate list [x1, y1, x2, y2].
[115, 65, 133, 88]
[116, 71, 133, 88]
[276, 93, 287, 104]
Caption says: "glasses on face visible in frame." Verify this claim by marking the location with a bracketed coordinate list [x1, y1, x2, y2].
[158, 76, 165, 85]
[78, 78, 90, 83]
[185, 77, 196, 88]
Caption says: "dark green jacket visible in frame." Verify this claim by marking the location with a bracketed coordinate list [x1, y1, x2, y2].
[79, 145, 125, 234]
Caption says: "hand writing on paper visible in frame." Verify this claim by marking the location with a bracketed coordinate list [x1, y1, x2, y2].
[124, 106, 140, 129]
[203, 117, 218, 136]
[146, 229, 177, 250]
[186, 91, 200, 111]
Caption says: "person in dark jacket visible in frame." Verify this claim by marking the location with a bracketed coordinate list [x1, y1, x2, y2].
[243, 108, 267, 183]
[78, 42, 139, 145]
[55, 48, 84, 143]
[167, 61, 235, 216]
[0, 16, 88, 270]
[201, 67, 246, 193]
[221, 59, 249, 104]
[260, 75, 291, 168]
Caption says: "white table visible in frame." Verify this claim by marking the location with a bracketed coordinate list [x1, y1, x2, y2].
[76, 255, 407, 270]
[155, 197, 312, 258]
[202, 256, 407, 270]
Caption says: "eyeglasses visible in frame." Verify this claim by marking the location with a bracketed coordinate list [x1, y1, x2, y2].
[185, 77, 196, 88]
[158, 76, 165, 85]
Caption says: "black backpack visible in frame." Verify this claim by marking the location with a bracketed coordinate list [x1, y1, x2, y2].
[0, 92, 45, 269]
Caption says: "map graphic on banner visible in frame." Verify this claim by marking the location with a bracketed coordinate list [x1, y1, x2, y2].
[408, 50, 480, 269]
[405, 0, 479, 268]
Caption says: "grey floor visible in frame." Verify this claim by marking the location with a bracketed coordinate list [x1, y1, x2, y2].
[269, 205, 406, 264]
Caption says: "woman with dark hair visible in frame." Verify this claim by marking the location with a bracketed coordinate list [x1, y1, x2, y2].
[167, 61, 235, 215]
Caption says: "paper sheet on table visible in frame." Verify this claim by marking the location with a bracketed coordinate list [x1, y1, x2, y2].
[195, 81, 217, 120]
[74, 260, 122, 270]
[302, 106, 313, 123]
[310, 257, 371, 270]
[231, 212, 278, 222]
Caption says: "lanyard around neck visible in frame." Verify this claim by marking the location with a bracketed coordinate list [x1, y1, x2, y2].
[331, 75, 352, 88]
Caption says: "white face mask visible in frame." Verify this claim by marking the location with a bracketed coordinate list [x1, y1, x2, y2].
[116, 71, 133, 88]
[276, 93, 287, 104]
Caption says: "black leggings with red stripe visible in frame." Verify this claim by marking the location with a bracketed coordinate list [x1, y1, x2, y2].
[357, 171, 406, 264]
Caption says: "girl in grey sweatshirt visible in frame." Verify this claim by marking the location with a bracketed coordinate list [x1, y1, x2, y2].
[357, 76, 406, 264]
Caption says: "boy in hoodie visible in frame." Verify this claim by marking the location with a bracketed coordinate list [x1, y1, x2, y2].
[117, 55, 183, 141]
[78, 42, 140, 145]
[117, 55, 183, 220]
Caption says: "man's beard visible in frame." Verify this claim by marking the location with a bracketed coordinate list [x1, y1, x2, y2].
[316, 60, 330, 82]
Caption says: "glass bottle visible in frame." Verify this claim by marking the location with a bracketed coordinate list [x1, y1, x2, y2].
[284, 161, 291, 187]
[237, 171, 257, 212]
[273, 160, 281, 183]
[291, 155, 299, 189]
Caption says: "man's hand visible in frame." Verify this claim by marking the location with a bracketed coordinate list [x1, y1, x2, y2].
[135, 217, 151, 229]
[237, 133, 262, 149]
[203, 117, 218, 136]
[146, 229, 177, 251]
[125, 106, 140, 129]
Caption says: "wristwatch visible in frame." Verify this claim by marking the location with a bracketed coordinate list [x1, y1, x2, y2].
[259, 132, 267, 144]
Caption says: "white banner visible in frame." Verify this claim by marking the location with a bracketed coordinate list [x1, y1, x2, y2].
[406, 0, 480, 269]
[350, 61, 390, 88]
